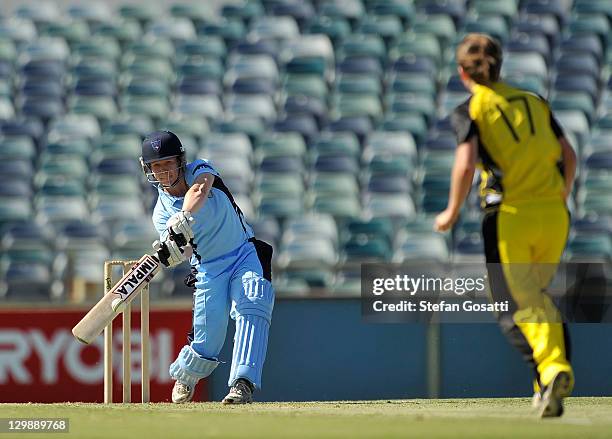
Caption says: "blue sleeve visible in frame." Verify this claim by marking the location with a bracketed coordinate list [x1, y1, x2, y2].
[152, 198, 170, 241]
[186, 159, 220, 186]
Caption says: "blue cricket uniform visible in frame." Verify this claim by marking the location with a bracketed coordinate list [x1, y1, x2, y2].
[152, 159, 274, 390]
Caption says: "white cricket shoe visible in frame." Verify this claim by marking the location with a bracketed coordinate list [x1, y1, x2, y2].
[172, 381, 195, 404]
[222, 379, 254, 404]
[536, 372, 572, 418]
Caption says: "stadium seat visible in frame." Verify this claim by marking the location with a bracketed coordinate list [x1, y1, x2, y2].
[283, 214, 339, 246]
[411, 14, 456, 47]
[560, 34, 603, 61]
[337, 34, 386, 66]
[341, 235, 391, 263]
[311, 131, 360, 158]
[273, 114, 318, 144]
[358, 15, 403, 47]
[250, 16, 300, 41]
[0, 135, 36, 161]
[320, 0, 365, 28]
[521, 0, 570, 27]
[306, 15, 351, 46]
[394, 232, 449, 264]
[225, 94, 277, 122]
[471, 0, 517, 26]
[0, 17, 37, 45]
[70, 96, 118, 121]
[514, 13, 560, 48]
[312, 193, 361, 219]
[147, 18, 196, 43]
[390, 32, 442, 66]
[221, 1, 264, 25]
[257, 194, 304, 218]
[197, 18, 246, 47]
[363, 193, 416, 220]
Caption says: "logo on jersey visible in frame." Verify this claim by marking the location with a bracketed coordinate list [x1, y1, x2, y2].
[151, 138, 162, 151]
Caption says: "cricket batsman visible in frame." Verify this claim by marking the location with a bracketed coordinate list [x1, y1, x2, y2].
[140, 130, 275, 404]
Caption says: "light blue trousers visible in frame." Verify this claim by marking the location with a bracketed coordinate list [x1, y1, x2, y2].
[169, 240, 274, 389]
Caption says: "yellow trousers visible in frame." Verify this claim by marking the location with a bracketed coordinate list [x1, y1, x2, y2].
[483, 199, 573, 392]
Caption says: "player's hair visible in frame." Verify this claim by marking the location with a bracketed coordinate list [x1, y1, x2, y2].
[456, 33, 502, 84]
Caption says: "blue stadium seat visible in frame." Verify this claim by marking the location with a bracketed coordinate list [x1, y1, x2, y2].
[341, 235, 391, 263]
[0, 262, 55, 300]
[306, 15, 351, 46]
[311, 131, 360, 158]
[555, 53, 600, 79]
[394, 233, 449, 264]
[283, 95, 328, 128]
[230, 77, 277, 95]
[19, 97, 64, 120]
[250, 16, 300, 41]
[177, 78, 220, 96]
[250, 217, 281, 246]
[421, 0, 466, 26]
[369, 0, 415, 26]
[0, 160, 34, 180]
[366, 175, 412, 194]
[19, 79, 63, 98]
[233, 38, 279, 58]
[0, 180, 31, 198]
[1, 220, 53, 249]
[513, 14, 560, 48]
[521, 0, 569, 27]
[313, 155, 359, 173]
[284, 214, 339, 245]
[506, 33, 552, 65]
[391, 55, 436, 76]
[553, 76, 599, 104]
[320, 0, 365, 28]
[20, 60, 64, 80]
[363, 193, 415, 220]
[222, 1, 264, 25]
[259, 156, 304, 173]
[271, 1, 315, 30]
[94, 158, 141, 175]
[337, 56, 382, 76]
[358, 15, 403, 47]
[273, 114, 318, 144]
[327, 116, 373, 145]
[560, 34, 603, 61]
[0, 119, 43, 144]
[338, 34, 386, 65]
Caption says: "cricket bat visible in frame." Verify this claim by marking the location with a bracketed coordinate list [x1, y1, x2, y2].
[72, 253, 162, 344]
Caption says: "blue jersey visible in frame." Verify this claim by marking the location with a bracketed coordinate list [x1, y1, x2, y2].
[152, 159, 254, 266]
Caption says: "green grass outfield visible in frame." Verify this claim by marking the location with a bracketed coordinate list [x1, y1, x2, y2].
[2, 398, 611, 439]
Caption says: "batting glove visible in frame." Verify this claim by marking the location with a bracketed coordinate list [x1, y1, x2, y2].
[167, 211, 194, 246]
[153, 238, 187, 268]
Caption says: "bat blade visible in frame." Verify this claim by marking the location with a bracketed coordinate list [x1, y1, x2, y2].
[71, 254, 162, 344]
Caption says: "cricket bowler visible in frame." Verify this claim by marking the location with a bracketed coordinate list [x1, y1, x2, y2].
[434, 34, 577, 417]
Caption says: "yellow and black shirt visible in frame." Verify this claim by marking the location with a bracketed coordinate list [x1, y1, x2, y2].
[450, 82, 566, 209]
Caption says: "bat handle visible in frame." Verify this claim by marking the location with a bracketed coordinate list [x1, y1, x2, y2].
[152, 240, 171, 266]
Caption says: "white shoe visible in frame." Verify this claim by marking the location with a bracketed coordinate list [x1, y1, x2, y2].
[222, 379, 253, 404]
[172, 381, 195, 403]
[536, 372, 572, 418]
[531, 391, 542, 409]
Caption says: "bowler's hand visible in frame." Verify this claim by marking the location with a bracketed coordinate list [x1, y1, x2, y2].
[434, 208, 459, 232]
